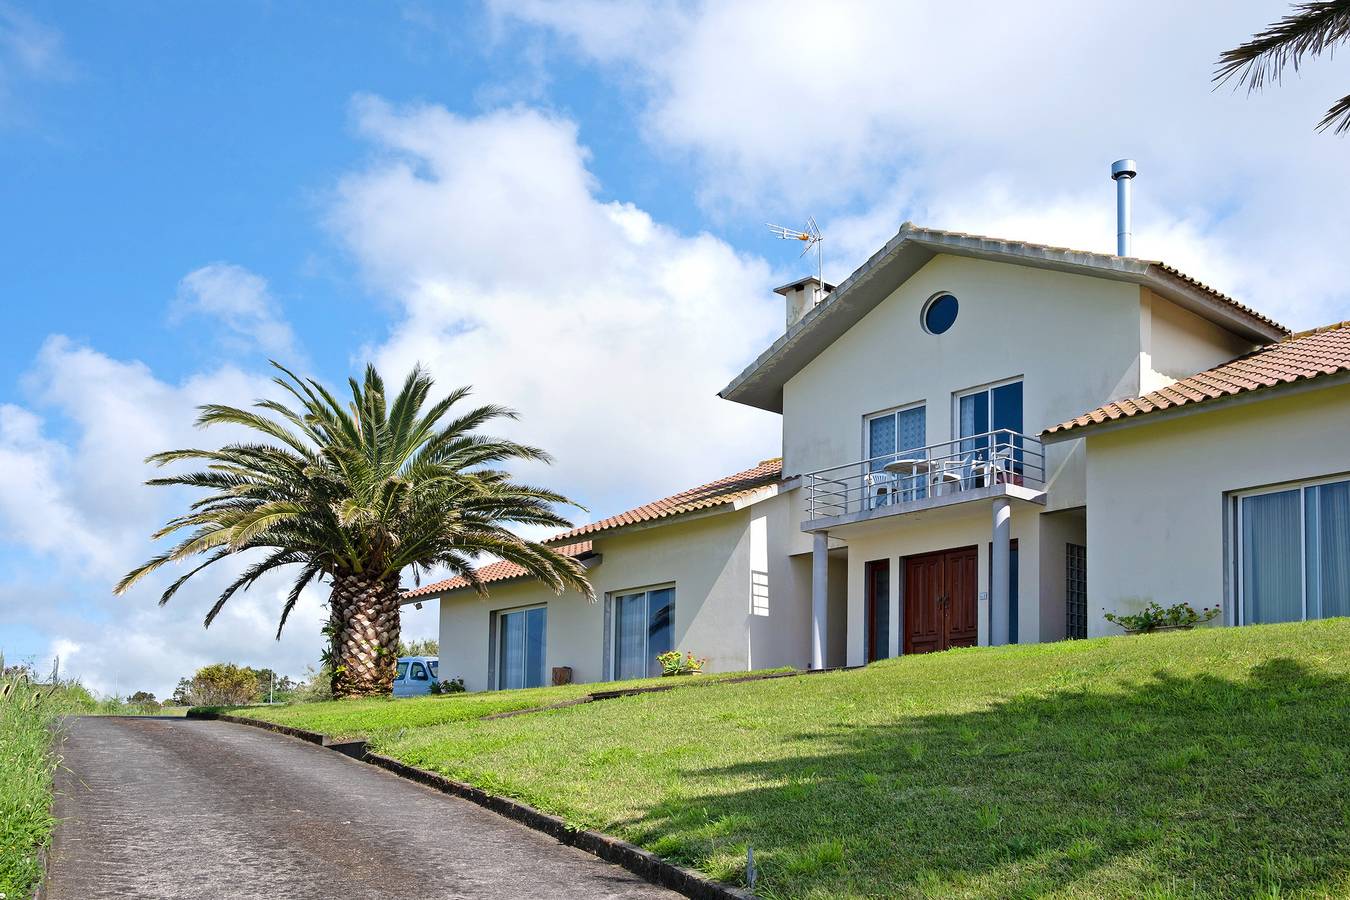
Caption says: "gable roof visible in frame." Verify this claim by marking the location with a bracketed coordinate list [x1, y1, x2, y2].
[1044, 320, 1350, 440]
[404, 541, 595, 599]
[404, 458, 785, 599]
[720, 223, 1290, 413]
[548, 457, 784, 541]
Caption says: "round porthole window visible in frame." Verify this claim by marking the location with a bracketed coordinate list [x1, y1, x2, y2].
[922, 292, 959, 335]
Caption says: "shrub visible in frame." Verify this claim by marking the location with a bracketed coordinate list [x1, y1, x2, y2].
[657, 650, 707, 676]
[428, 677, 466, 695]
[1105, 602, 1220, 633]
[187, 663, 260, 706]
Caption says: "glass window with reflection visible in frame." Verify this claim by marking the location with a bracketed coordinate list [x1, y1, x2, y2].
[498, 606, 547, 689]
[613, 587, 675, 679]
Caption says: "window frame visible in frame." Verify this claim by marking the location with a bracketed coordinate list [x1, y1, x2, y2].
[921, 292, 960, 335]
[409, 662, 430, 681]
[952, 376, 1024, 442]
[862, 400, 927, 463]
[494, 603, 548, 690]
[1232, 472, 1350, 626]
[608, 582, 676, 681]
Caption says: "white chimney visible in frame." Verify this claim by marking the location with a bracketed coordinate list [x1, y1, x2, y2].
[776, 276, 833, 330]
[1110, 158, 1137, 256]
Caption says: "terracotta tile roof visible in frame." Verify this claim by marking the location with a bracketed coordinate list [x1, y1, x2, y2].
[404, 458, 785, 599]
[404, 541, 594, 598]
[1046, 321, 1350, 437]
[552, 457, 784, 540]
[1151, 262, 1286, 335]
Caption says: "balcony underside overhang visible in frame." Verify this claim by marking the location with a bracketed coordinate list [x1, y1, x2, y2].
[802, 482, 1046, 534]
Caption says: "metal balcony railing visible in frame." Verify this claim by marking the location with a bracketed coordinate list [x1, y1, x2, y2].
[804, 429, 1046, 521]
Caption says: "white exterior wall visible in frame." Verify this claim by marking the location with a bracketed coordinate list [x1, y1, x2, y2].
[437, 495, 812, 691]
[781, 255, 1144, 514]
[1142, 287, 1256, 392]
[1083, 382, 1350, 636]
[837, 501, 1045, 663]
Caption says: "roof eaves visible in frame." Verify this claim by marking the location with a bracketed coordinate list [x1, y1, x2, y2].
[1042, 370, 1350, 443]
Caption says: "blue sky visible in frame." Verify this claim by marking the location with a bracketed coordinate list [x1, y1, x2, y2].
[2, 0, 1347, 696]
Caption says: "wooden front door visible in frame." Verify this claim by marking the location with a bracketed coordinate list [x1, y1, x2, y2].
[903, 546, 978, 654]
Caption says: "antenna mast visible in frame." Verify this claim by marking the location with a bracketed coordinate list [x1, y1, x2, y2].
[766, 217, 823, 297]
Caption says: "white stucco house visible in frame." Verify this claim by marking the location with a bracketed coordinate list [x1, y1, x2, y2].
[407, 220, 1350, 692]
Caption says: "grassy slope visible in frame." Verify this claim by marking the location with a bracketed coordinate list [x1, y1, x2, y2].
[227, 669, 789, 740]
[372, 621, 1350, 899]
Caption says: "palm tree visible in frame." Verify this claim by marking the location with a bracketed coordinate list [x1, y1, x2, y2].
[116, 363, 593, 698]
[1215, 1, 1350, 134]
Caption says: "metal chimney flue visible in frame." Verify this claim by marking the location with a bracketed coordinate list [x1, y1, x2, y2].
[1110, 158, 1137, 257]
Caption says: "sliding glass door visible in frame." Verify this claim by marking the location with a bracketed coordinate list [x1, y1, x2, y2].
[1238, 478, 1350, 624]
[498, 606, 547, 689]
[613, 586, 675, 679]
[958, 380, 1023, 451]
[958, 380, 1024, 482]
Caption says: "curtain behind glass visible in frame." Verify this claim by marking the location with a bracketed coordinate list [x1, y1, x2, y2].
[959, 392, 989, 458]
[868, 415, 896, 472]
[1242, 490, 1302, 624]
[615, 593, 646, 679]
[647, 588, 675, 676]
[525, 607, 547, 688]
[500, 611, 526, 689]
[1309, 481, 1350, 619]
[897, 407, 927, 499]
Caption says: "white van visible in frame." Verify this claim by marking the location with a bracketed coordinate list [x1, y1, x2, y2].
[393, 656, 439, 697]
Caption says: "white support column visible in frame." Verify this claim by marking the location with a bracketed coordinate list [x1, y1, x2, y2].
[990, 497, 1012, 646]
[811, 530, 829, 669]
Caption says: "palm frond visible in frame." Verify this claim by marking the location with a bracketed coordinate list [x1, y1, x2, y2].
[118, 360, 591, 634]
[1215, 1, 1350, 90]
[1215, 1, 1350, 134]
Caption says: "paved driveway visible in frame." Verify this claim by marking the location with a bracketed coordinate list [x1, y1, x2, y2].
[45, 716, 680, 899]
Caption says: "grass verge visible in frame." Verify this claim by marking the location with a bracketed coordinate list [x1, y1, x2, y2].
[0, 668, 96, 899]
[368, 621, 1350, 898]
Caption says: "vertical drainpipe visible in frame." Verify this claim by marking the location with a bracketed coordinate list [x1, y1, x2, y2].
[1111, 159, 1137, 257]
[990, 498, 1011, 646]
[811, 531, 829, 669]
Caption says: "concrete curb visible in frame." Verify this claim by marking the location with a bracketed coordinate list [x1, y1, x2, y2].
[189, 711, 754, 900]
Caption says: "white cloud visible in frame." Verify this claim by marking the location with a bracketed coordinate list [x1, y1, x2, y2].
[0, 3, 66, 79]
[496, 0, 1350, 329]
[0, 3, 70, 121]
[331, 97, 782, 517]
[0, 338, 361, 697]
[175, 263, 301, 360]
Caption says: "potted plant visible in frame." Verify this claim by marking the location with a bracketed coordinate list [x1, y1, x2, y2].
[657, 650, 707, 676]
[1104, 602, 1220, 635]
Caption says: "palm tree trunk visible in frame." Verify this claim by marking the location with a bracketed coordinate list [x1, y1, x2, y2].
[328, 572, 402, 698]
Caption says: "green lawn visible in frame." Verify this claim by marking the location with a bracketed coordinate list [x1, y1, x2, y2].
[215, 624, 1350, 897]
[354, 621, 1350, 899]
[220, 669, 790, 740]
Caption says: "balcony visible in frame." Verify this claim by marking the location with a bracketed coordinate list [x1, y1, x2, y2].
[802, 430, 1047, 531]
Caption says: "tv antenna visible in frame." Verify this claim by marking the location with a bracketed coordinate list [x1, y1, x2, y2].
[767, 217, 823, 287]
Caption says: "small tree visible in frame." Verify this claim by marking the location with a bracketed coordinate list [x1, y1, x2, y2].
[187, 663, 260, 706]
[397, 638, 439, 657]
[170, 678, 193, 706]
